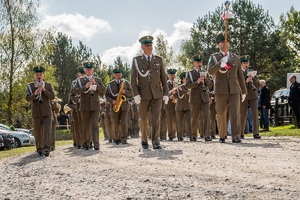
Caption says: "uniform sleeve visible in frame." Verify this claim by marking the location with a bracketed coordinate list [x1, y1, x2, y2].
[208, 54, 222, 75]
[26, 84, 36, 102]
[130, 58, 140, 97]
[45, 83, 55, 100]
[186, 72, 199, 89]
[160, 59, 168, 96]
[237, 62, 247, 94]
[96, 78, 106, 95]
[124, 81, 133, 98]
[105, 84, 114, 105]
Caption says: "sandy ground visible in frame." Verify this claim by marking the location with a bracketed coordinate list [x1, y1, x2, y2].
[1, 136, 300, 200]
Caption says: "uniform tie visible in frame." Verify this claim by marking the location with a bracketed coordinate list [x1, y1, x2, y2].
[147, 56, 151, 65]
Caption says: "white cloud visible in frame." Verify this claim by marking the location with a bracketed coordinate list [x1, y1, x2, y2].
[101, 20, 192, 66]
[39, 13, 112, 40]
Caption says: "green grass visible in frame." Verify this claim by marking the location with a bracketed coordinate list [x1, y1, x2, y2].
[257, 125, 300, 137]
[0, 128, 104, 159]
[0, 140, 72, 159]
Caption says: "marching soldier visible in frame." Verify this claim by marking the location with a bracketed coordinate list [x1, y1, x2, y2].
[26, 66, 55, 157]
[105, 67, 132, 144]
[131, 35, 169, 149]
[173, 72, 192, 141]
[186, 55, 212, 141]
[166, 68, 178, 141]
[74, 60, 106, 150]
[208, 33, 247, 143]
[240, 55, 261, 139]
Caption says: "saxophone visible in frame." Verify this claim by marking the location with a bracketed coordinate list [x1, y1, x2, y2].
[113, 81, 126, 112]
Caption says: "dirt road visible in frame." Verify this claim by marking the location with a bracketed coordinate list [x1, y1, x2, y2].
[1, 137, 300, 199]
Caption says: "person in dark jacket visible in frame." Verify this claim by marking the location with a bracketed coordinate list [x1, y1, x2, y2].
[258, 80, 271, 131]
[288, 75, 300, 128]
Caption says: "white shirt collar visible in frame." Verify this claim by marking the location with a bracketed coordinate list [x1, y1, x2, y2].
[144, 54, 153, 60]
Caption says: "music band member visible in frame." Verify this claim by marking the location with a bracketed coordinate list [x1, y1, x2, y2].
[208, 33, 247, 143]
[26, 66, 55, 157]
[186, 55, 212, 142]
[131, 35, 169, 149]
[105, 67, 132, 145]
[74, 60, 106, 150]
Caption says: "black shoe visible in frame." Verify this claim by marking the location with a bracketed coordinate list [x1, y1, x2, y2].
[153, 144, 162, 149]
[94, 147, 100, 150]
[168, 138, 173, 141]
[115, 140, 120, 145]
[85, 146, 89, 150]
[200, 135, 204, 139]
[122, 141, 128, 144]
[205, 137, 212, 141]
[141, 141, 149, 149]
[219, 138, 225, 143]
[73, 143, 76, 147]
[240, 135, 245, 139]
[253, 134, 261, 139]
[37, 152, 43, 157]
[160, 137, 166, 141]
[225, 136, 228, 139]
[190, 137, 197, 141]
[178, 137, 184, 141]
[76, 145, 81, 149]
[44, 150, 49, 157]
[211, 136, 217, 139]
[108, 140, 112, 143]
[232, 138, 242, 143]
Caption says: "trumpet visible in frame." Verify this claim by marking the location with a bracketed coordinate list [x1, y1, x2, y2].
[199, 70, 208, 92]
[34, 78, 44, 103]
[168, 83, 187, 95]
[246, 69, 257, 91]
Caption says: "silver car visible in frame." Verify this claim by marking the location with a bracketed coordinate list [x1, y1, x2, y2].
[0, 124, 35, 147]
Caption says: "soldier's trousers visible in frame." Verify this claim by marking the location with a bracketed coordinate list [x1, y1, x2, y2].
[166, 105, 177, 139]
[159, 108, 167, 139]
[111, 109, 128, 142]
[176, 110, 191, 138]
[33, 115, 52, 152]
[105, 114, 113, 140]
[240, 99, 259, 136]
[215, 94, 241, 140]
[191, 103, 210, 138]
[139, 99, 162, 144]
[73, 111, 82, 146]
[50, 116, 56, 150]
[81, 111, 100, 148]
[210, 101, 217, 137]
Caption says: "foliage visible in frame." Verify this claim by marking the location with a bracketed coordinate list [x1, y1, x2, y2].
[154, 33, 175, 69]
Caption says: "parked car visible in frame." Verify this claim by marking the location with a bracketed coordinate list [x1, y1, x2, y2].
[0, 124, 35, 147]
[270, 88, 290, 106]
[0, 135, 4, 150]
[0, 132, 14, 150]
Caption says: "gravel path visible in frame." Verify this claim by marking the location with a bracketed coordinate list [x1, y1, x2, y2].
[1, 137, 300, 199]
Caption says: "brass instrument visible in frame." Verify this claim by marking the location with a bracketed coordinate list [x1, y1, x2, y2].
[199, 70, 208, 92]
[34, 78, 44, 103]
[64, 104, 72, 114]
[113, 81, 126, 112]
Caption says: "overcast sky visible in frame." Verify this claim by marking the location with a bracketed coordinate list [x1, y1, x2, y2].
[38, 0, 299, 66]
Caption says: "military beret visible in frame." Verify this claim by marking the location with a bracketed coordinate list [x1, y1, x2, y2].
[240, 55, 250, 63]
[77, 66, 85, 74]
[216, 32, 230, 43]
[167, 68, 177, 74]
[113, 67, 122, 74]
[33, 66, 45, 73]
[83, 60, 94, 68]
[139, 35, 154, 45]
[179, 72, 187, 79]
[192, 54, 203, 62]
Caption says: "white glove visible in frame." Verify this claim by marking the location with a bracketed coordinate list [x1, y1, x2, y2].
[241, 94, 246, 102]
[134, 95, 141, 104]
[220, 56, 228, 68]
[163, 95, 169, 105]
[90, 85, 97, 91]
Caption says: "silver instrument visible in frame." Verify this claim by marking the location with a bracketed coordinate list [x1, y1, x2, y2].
[34, 78, 45, 103]
[199, 70, 208, 92]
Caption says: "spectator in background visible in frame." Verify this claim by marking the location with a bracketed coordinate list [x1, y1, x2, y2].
[258, 80, 271, 131]
[288, 75, 300, 128]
